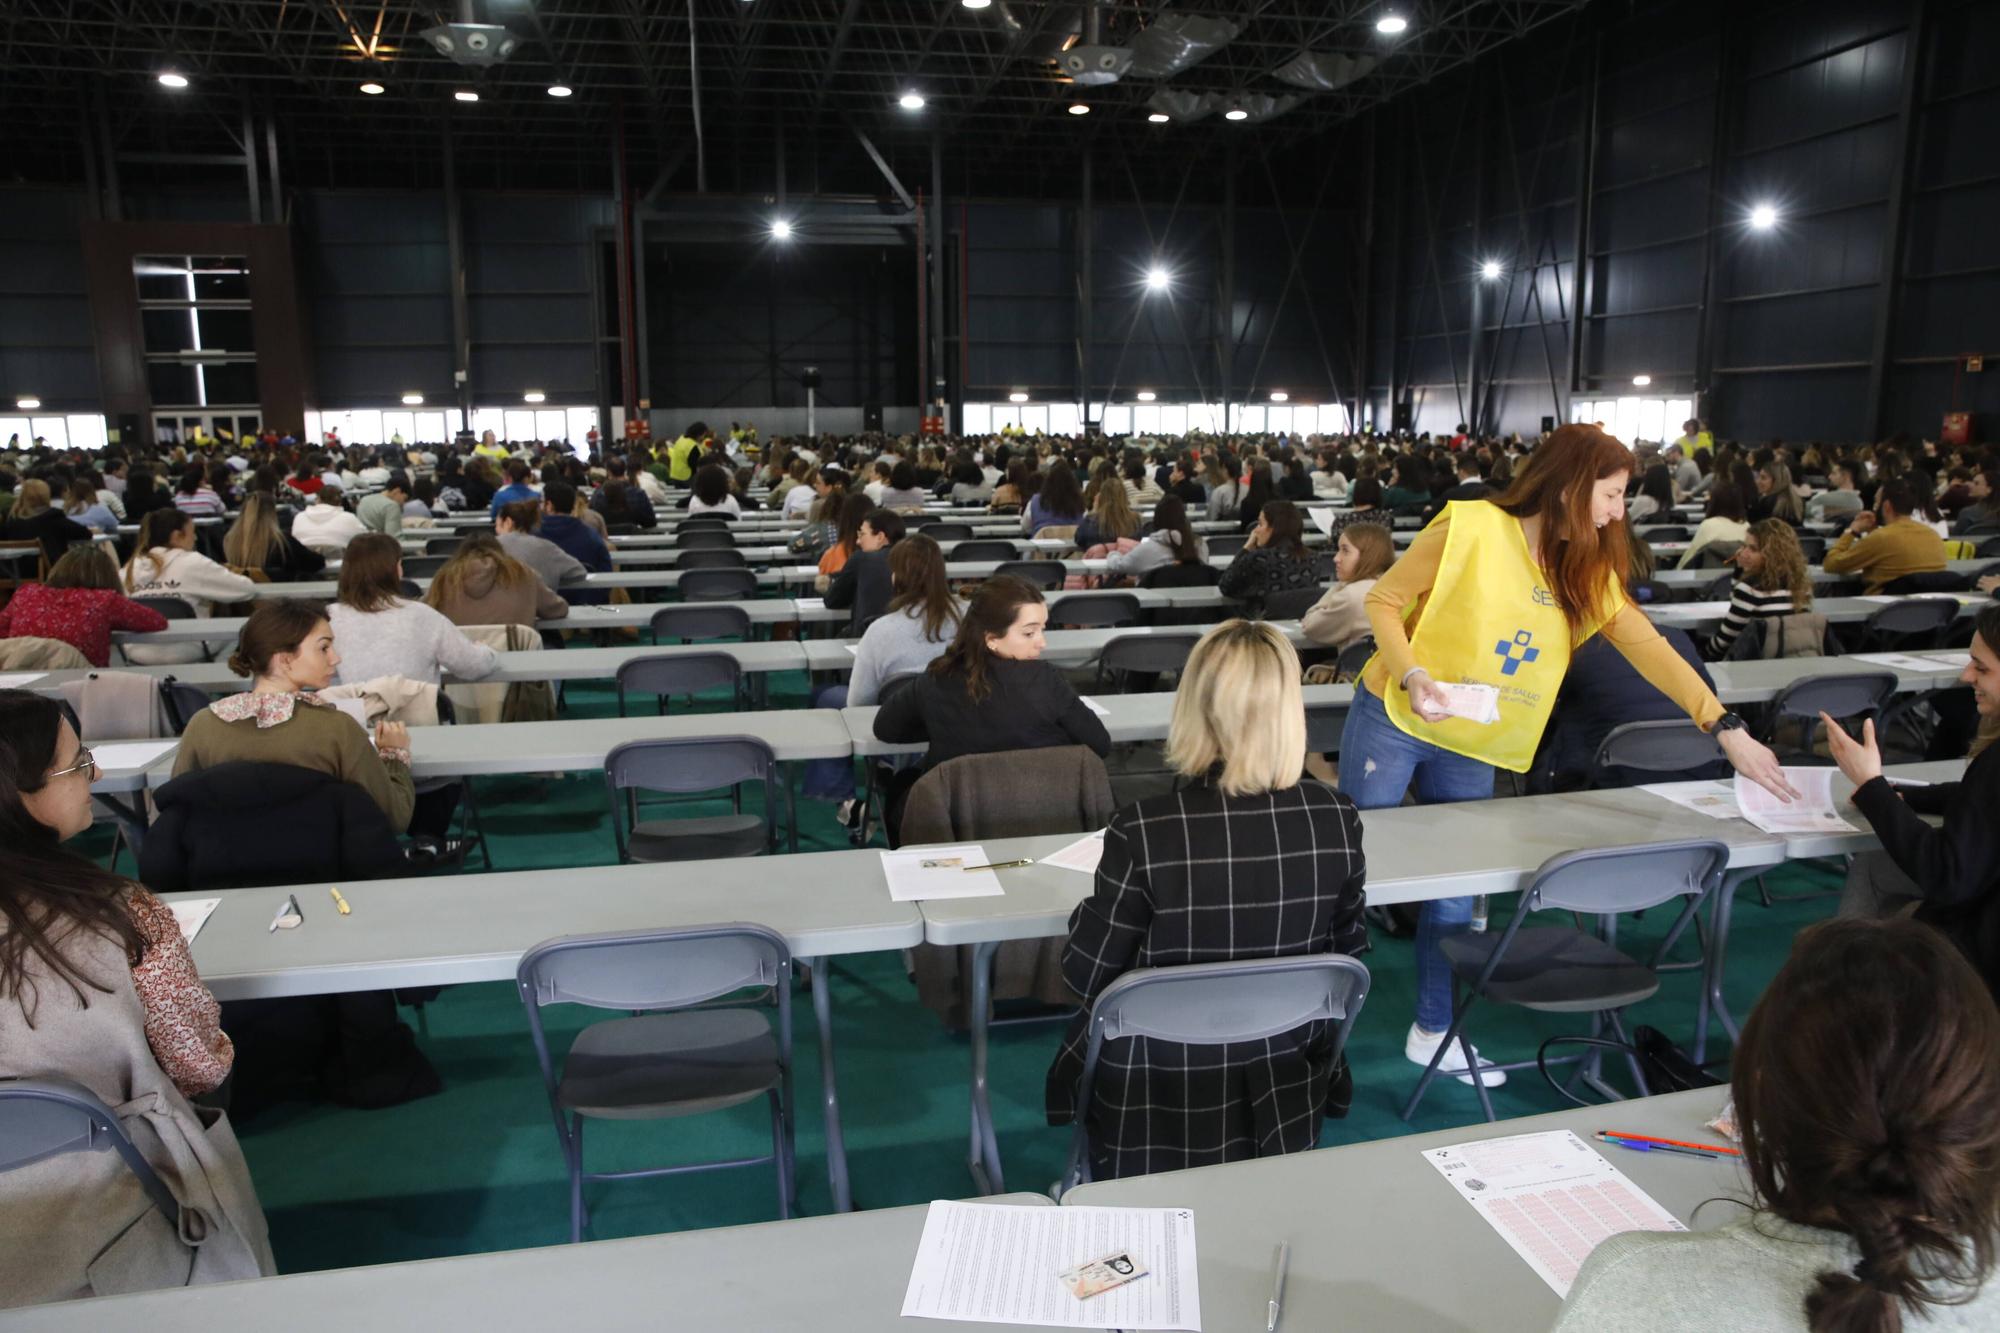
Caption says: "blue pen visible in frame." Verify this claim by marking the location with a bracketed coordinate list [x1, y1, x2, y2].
[1595, 1132, 1716, 1160]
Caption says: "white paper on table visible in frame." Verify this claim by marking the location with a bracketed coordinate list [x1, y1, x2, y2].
[1735, 767, 1859, 835]
[1638, 779, 1741, 821]
[793, 565, 821, 576]
[1043, 829, 1107, 875]
[1857, 593, 1962, 603]
[1079, 696, 1112, 717]
[901, 1200, 1201, 1330]
[1851, 652, 1953, 672]
[880, 845, 1006, 902]
[0, 672, 46, 689]
[842, 643, 860, 655]
[1923, 651, 1973, 669]
[794, 597, 826, 612]
[169, 898, 221, 943]
[1652, 600, 1734, 618]
[90, 740, 180, 773]
[1308, 506, 1336, 537]
[1423, 1130, 1686, 1297]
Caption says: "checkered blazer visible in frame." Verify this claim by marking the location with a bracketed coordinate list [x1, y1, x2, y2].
[1045, 775, 1368, 1180]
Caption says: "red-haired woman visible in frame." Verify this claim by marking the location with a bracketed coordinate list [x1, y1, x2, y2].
[1339, 424, 1797, 1091]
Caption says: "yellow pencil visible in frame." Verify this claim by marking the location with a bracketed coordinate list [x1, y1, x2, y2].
[329, 886, 351, 916]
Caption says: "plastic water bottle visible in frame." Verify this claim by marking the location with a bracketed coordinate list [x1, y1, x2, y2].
[1470, 895, 1489, 934]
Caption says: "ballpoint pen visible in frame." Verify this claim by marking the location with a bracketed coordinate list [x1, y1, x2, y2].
[1599, 1130, 1740, 1157]
[1595, 1133, 1716, 1160]
[268, 894, 302, 933]
[961, 858, 1034, 872]
[1267, 1240, 1289, 1333]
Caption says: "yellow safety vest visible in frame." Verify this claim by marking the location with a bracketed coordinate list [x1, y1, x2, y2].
[1377, 500, 1623, 772]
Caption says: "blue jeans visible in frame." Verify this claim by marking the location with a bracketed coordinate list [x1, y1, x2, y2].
[1338, 683, 1496, 1032]
[800, 684, 853, 800]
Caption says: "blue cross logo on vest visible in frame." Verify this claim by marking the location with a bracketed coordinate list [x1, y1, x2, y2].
[1493, 629, 1541, 676]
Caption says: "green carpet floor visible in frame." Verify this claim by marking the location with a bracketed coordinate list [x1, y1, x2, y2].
[136, 670, 1850, 1273]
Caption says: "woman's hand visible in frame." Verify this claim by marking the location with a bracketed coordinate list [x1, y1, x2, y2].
[1715, 727, 1802, 802]
[1819, 712, 1884, 790]
[1402, 669, 1452, 723]
[1978, 573, 2000, 595]
[375, 720, 410, 753]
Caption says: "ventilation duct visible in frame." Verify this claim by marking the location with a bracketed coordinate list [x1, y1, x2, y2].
[1272, 51, 1380, 92]
[1127, 14, 1242, 79]
[1059, 2, 1132, 86]
[422, 0, 521, 67]
[1144, 89, 1220, 123]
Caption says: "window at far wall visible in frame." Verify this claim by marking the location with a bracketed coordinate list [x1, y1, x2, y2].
[962, 403, 992, 435]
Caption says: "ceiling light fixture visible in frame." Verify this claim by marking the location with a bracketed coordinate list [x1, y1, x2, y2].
[157, 71, 189, 89]
[1008, 392, 1029, 403]
[1376, 14, 1409, 35]
[770, 219, 793, 239]
[1631, 375, 1652, 388]
[359, 81, 386, 95]
[17, 396, 42, 410]
[1481, 260, 1503, 279]
[899, 92, 926, 111]
[1147, 112, 1170, 123]
[1224, 106, 1249, 121]
[1068, 102, 1090, 116]
[547, 84, 573, 98]
[454, 89, 479, 102]
[962, 0, 993, 8]
[1136, 391, 1157, 402]
[401, 393, 424, 405]
[523, 391, 547, 404]
[1145, 267, 1171, 291]
[1749, 203, 1778, 230]
[1269, 391, 1289, 402]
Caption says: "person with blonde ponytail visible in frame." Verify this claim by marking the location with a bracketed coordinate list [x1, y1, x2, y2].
[1554, 917, 2000, 1332]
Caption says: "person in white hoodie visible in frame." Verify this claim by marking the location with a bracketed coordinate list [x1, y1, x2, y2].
[291, 487, 369, 554]
[121, 508, 258, 665]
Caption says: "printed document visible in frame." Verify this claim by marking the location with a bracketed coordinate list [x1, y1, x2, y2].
[1638, 779, 1741, 821]
[880, 845, 1006, 902]
[1735, 767, 1858, 835]
[1043, 829, 1107, 875]
[169, 898, 221, 944]
[901, 1200, 1201, 1329]
[89, 740, 180, 773]
[1308, 507, 1337, 538]
[1423, 1130, 1685, 1297]
[0, 673, 46, 689]
[1924, 651, 1973, 669]
[1851, 652, 1953, 672]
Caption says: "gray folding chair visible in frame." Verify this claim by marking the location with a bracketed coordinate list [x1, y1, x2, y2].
[1304, 702, 1345, 757]
[1093, 630, 1200, 692]
[675, 548, 748, 570]
[1589, 720, 1725, 789]
[1057, 954, 1371, 1194]
[677, 567, 758, 602]
[678, 512, 733, 529]
[1761, 670, 1898, 760]
[604, 735, 790, 861]
[134, 597, 215, 661]
[1332, 636, 1375, 683]
[1640, 525, 1692, 542]
[515, 925, 796, 1242]
[993, 560, 1065, 591]
[1695, 571, 1736, 601]
[615, 651, 745, 716]
[1855, 597, 1958, 653]
[649, 604, 753, 645]
[0, 1077, 180, 1229]
[922, 522, 974, 541]
[1260, 585, 1323, 622]
[953, 539, 1020, 562]
[425, 535, 465, 554]
[1046, 592, 1141, 629]
[1206, 533, 1248, 557]
[675, 528, 737, 551]
[1402, 840, 1729, 1124]
[401, 553, 451, 577]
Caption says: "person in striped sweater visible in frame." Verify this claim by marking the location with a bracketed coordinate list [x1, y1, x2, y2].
[1708, 518, 1815, 659]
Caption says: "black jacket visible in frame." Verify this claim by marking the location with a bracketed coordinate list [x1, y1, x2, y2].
[140, 761, 408, 892]
[1046, 777, 1369, 1179]
[1421, 480, 1495, 525]
[873, 657, 1111, 770]
[825, 546, 895, 635]
[1530, 629, 1722, 791]
[1, 510, 94, 562]
[1851, 743, 2000, 997]
[260, 531, 328, 583]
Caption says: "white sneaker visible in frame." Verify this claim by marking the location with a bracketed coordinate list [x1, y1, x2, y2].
[1406, 1023, 1508, 1088]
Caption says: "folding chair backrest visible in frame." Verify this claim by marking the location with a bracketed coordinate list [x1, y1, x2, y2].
[1100, 631, 1200, 677]
[1206, 533, 1247, 558]
[402, 554, 451, 577]
[923, 522, 973, 541]
[1699, 571, 1736, 601]
[1642, 525, 1692, 542]
[1140, 561, 1221, 589]
[615, 651, 742, 713]
[0, 1077, 180, 1227]
[518, 924, 790, 1013]
[1260, 585, 1323, 622]
[676, 548, 748, 570]
[1592, 720, 1725, 781]
[1863, 597, 1958, 646]
[678, 567, 758, 601]
[1304, 703, 1345, 754]
[1769, 670, 1898, 723]
[1796, 534, 1827, 562]
[993, 560, 1065, 590]
[1334, 636, 1376, 683]
[650, 605, 753, 643]
[605, 735, 775, 796]
[398, 578, 426, 598]
[679, 511, 733, 527]
[676, 528, 737, 550]
[1047, 592, 1141, 628]
[134, 596, 196, 621]
[954, 539, 1019, 562]
[425, 536, 465, 554]
[1525, 840, 1729, 916]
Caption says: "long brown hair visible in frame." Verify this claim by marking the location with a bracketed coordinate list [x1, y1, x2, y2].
[931, 575, 1043, 702]
[1491, 424, 1632, 640]
[423, 535, 530, 613]
[1735, 918, 2000, 1333]
[337, 532, 406, 613]
[124, 508, 192, 589]
[1339, 521, 1395, 582]
[1746, 518, 1813, 607]
[1258, 498, 1309, 559]
[886, 534, 959, 641]
[223, 491, 285, 570]
[227, 598, 329, 678]
[45, 545, 121, 590]
[1149, 494, 1205, 564]
[1090, 475, 1140, 540]
[0, 690, 146, 1017]
[832, 491, 872, 555]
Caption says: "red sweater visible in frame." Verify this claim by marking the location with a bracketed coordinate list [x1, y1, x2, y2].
[0, 584, 171, 667]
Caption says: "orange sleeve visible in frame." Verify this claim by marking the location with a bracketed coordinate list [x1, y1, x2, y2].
[1362, 509, 1449, 685]
[1598, 602, 1726, 729]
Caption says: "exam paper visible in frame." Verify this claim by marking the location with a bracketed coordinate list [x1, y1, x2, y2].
[1638, 779, 1741, 821]
[0, 672, 46, 689]
[1851, 651, 1953, 672]
[880, 845, 1006, 902]
[90, 740, 180, 773]
[1924, 651, 1973, 669]
[1657, 600, 1735, 617]
[901, 1200, 1201, 1330]
[1735, 767, 1858, 836]
[1423, 1130, 1686, 1297]
[1856, 592, 1970, 603]
[842, 643, 860, 655]
[169, 898, 221, 944]
[1308, 507, 1337, 538]
[1043, 829, 1107, 875]
[794, 597, 826, 612]
[1079, 696, 1112, 717]
[1433, 681, 1500, 724]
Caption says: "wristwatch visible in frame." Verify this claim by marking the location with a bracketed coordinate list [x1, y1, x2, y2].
[1709, 712, 1748, 736]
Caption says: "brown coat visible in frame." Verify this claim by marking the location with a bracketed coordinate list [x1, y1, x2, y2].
[429, 561, 568, 629]
[173, 700, 414, 830]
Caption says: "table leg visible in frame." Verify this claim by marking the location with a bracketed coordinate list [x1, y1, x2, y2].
[1695, 868, 1752, 1064]
[94, 793, 149, 856]
[806, 955, 852, 1213]
[967, 939, 1005, 1195]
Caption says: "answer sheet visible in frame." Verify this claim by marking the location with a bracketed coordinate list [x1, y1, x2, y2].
[1637, 779, 1741, 821]
[1423, 1130, 1685, 1297]
[89, 739, 180, 773]
[901, 1200, 1201, 1330]
[880, 845, 1006, 902]
[1850, 651, 1955, 672]
[169, 898, 221, 943]
[1735, 767, 1857, 835]
[1042, 829, 1107, 875]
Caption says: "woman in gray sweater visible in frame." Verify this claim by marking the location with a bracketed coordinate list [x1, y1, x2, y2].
[848, 533, 962, 705]
[1555, 917, 2000, 1332]
[326, 533, 500, 686]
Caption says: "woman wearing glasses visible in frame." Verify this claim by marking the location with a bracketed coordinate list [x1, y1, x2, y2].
[0, 689, 273, 1303]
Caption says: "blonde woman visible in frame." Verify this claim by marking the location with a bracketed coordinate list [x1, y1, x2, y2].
[1302, 521, 1394, 651]
[1075, 475, 1140, 551]
[1046, 619, 1369, 1180]
[1708, 518, 1815, 658]
[222, 491, 327, 582]
[0, 479, 94, 562]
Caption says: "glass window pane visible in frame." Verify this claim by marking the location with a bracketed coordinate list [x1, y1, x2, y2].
[502, 410, 535, 442]
[1134, 404, 1161, 434]
[30, 417, 67, 449]
[1047, 403, 1081, 437]
[191, 259, 250, 301]
[1637, 400, 1666, 445]
[992, 405, 1020, 429]
[1666, 400, 1693, 433]
[304, 410, 322, 445]
[66, 415, 107, 451]
[411, 412, 443, 442]
[1186, 402, 1219, 433]
[1241, 405, 1266, 433]
[565, 407, 598, 447]
[382, 411, 415, 442]
[1102, 405, 1131, 436]
[1161, 405, 1188, 435]
[1021, 405, 1049, 434]
[1612, 397, 1642, 446]
[471, 407, 505, 440]
[147, 362, 199, 406]
[0, 416, 29, 447]
[536, 410, 568, 442]
[1267, 405, 1292, 434]
[201, 361, 259, 406]
[195, 308, 255, 353]
[963, 403, 992, 435]
[142, 309, 197, 355]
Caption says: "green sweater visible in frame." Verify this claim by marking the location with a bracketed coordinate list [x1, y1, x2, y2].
[174, 701, 413, 830]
